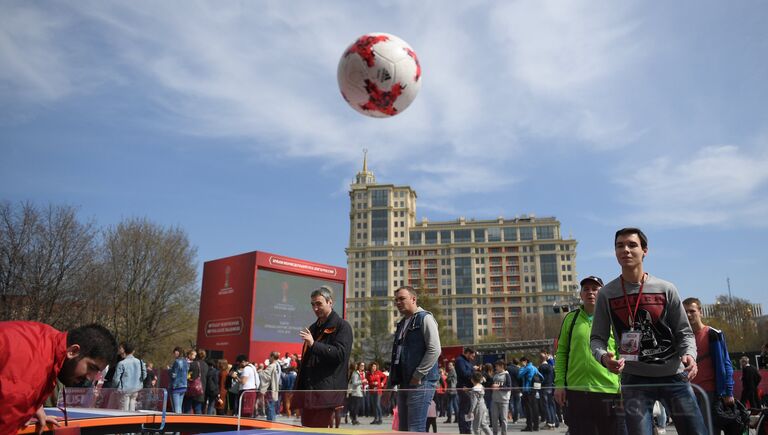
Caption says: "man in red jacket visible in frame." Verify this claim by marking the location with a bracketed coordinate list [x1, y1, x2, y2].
[0, 321, 117, 435]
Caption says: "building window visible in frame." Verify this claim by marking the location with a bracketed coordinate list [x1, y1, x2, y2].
[473, 229, 485, 243]
[371, 210, 388, 246]
[503, 227, 517, 241]
[409, 231, 422, 245]
[454, 257, 472, 295]
[440, 230, 451, 244]
[536, 226, 555, 240]
[488, 227, 501, 242]
[425, 231, 437, 245]
[370, 260, 389, 297]
[371, 189, 389, 207]
[520, 227, 533, 241]
[454, 229, 471, 243]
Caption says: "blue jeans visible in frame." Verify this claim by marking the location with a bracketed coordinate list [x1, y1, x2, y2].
[508, 392, 521, 422]
[541, 389, 557, 425]
[170, 391, 185, 413]
[397, 380, 436, 432]
[372, 393, 383, 421]
[266, 398, 277, 421]
[182, 396, 203, 414]
[447, 394, 458, 420]
[621, 373, 706, 435]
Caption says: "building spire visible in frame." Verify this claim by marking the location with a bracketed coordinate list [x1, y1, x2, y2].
[354, 148, 375, 185]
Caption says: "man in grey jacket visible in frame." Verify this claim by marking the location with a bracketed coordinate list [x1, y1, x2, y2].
[389, 286, 441, 432]
[590, 227, 705, 435]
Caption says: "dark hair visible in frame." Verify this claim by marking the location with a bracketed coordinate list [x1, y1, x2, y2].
[471, 371, 484, 384]
[120, 341, 135, 355]
[615, 227, 648, 249]
[235, 354, 248, 363]
[520, 356, 529, 363]
[464, 347, 475, 355]
[67, 324, 118, 365]
[494, 359, 506, 368]
[173, 346, 184, 354]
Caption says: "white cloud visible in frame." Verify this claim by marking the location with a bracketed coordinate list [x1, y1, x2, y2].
[487, 0, 647, 148]
[0, 5, 75, 102]
[614, 145, 768, 227]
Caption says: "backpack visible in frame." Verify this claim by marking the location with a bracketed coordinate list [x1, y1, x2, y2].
[226, 367, 240, 394]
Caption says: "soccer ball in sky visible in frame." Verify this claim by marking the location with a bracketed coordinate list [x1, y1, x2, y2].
[337, 33, 421, 118]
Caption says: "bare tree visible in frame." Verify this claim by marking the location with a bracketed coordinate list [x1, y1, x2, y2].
[99, 218, 198, 362]
[0, 201, 98, 328]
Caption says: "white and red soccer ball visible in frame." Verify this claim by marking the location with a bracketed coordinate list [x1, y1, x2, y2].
[337, 33, 421, 118]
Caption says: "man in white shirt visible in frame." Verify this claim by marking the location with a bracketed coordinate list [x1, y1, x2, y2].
[234, 354, 259, 416]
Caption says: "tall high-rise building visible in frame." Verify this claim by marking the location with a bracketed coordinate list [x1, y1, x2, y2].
[345, 154, 579, 344]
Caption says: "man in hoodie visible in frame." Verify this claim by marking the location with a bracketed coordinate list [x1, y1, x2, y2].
[517, 357, 542, 432]
[683, 297, 738, 435]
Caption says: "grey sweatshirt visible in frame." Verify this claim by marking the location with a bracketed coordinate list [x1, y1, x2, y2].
[412, 307, 442, 380]
[590, 274, 696, 377]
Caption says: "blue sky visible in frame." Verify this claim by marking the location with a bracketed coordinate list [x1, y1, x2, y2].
[2, 1, 767, 313]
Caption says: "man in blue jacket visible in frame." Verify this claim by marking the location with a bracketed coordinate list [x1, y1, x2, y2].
[455, 347, 477, 434]
[683, 297, 738, 435]
[517, 357, 543, 432]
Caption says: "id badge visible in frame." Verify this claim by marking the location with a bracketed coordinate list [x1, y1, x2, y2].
[394, 345, 402, 364]
[620, 331, 641, 361]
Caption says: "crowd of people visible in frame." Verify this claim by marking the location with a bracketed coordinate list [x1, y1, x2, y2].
[2, 226, 767, 435]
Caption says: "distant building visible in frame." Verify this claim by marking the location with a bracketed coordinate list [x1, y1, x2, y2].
[345, 154, 579, 344]
[701, 302, 763, 318]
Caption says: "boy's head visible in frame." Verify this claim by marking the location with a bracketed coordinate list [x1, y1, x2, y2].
[471, 371, 484, 385]
[494, 360, 506, 372]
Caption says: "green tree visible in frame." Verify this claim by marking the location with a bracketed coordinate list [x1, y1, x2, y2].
[98, 218, 199, 364]
[704, 295, 762, 353]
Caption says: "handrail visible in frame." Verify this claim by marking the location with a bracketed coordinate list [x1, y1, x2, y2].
[140, 388, 167, 432]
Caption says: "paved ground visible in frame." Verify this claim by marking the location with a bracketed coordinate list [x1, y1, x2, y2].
[271, 413, 568, 433]
[270, 414, 680, 434]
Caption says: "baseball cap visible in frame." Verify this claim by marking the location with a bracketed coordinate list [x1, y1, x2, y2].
[580, 276, 604, 287]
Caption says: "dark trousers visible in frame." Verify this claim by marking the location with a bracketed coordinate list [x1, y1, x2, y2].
[565, 390, 625, 435]
[742, 388, 760, 409]
[522, 392, 539, 430]
[349, 396, 362, 422]
[426, 417, 437, 432]
[458, 390, 472, 433]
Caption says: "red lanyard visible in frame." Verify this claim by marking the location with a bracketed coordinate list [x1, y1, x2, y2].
[621, 273, 647, 327]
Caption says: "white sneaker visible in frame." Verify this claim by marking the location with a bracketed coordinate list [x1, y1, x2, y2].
[657, 428, 666, 434]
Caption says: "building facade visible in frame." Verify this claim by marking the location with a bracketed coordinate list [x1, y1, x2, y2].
[345, 157, 579, 344]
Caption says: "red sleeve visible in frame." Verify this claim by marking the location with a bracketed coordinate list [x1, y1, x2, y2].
[0, 322, 67, 434]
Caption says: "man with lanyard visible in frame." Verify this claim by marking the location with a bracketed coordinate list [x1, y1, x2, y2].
[388, 285, 441, 432]
[295, 286, 353, 427]
[590, 227, 705, 435]
[683, 297, 739, 435]
[554, 275, 623, 435]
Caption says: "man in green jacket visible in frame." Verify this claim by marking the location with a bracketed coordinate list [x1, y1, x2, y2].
[554, 276, 624, 435]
